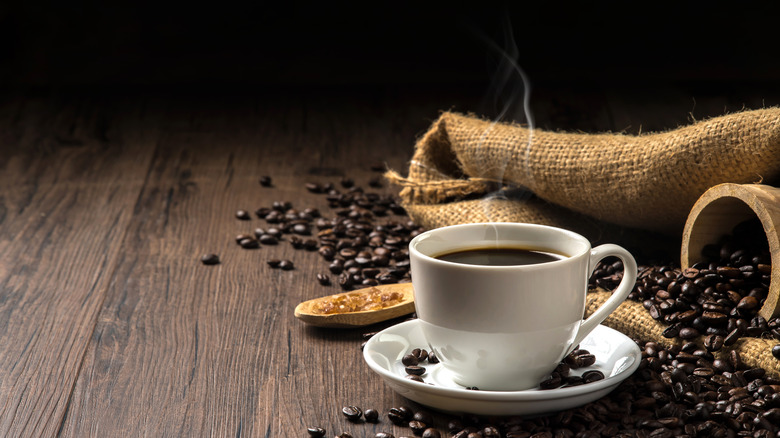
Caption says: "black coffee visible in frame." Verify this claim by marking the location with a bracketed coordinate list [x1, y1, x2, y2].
[434, 247, 565, 266]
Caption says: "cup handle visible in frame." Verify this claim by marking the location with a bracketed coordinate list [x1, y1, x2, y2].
[567, 244, 637, 354]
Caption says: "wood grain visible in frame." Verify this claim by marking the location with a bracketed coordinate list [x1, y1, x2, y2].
[1, 87, 780, 436]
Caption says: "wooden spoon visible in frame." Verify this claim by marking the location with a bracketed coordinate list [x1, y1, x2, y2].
[294, 282, 415, 328]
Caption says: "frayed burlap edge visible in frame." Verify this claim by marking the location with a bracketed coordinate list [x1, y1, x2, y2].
[387, 108, 780, 234]
[587, 289, 780, 379]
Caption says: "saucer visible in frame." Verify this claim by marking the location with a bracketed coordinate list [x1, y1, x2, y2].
[362, 320, 641, 416]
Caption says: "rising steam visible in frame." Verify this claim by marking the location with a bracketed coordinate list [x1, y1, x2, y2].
[472, 15, 536, 214]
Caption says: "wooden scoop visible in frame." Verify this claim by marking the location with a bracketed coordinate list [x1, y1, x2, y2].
[681, 183, 780, 320]
[294, 282, 415, 328]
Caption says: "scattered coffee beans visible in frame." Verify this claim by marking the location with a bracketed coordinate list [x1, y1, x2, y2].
[224, 179, 419, 292]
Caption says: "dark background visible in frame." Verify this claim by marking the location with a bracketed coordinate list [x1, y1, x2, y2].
[2, 3, 779, 93]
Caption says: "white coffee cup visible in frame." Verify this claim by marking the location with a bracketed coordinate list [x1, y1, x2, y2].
[408, 222, 637, 391]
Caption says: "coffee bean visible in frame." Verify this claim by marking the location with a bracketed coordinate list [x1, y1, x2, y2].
[259, 176, 272, 187]
[405, 365, 426, 376]
[540, 375, 563, 390]
[200, 253, 220, 265]
[235, 233, 253, 243]
[447, 419, 464, 433]
[678, 327, 700, 339]
[266, 259, 281, 268]
[307, 426, 326, 437]
[388, 407, 411, 424]
[567, 353, 596, 368]
[422, 429, 441, 438]
[239, 238, 259, 249]
[704, 334, 724, 352]
[235, 210, 251, 220]
[341, 405, 362, 422]
[773, 344, 780, 359]
[409, 420, 427, 434]
[374, 433, 394, 438]
[279, 260, 294, 270]
[401, 353, 418, 367]
[259, 234, 278, 245]
[581, 370, 605, 383]
[364, 408, 379, 422]
[315, 273, 330, 286]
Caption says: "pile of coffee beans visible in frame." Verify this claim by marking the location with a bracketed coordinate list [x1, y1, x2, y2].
[539, 349, 605, 390]
[399, 347, 439, 383]
[312, 338, 780, 437]
[590, 218, 780, 355]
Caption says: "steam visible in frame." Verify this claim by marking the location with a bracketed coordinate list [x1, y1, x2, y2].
[472, 15, 536, 217]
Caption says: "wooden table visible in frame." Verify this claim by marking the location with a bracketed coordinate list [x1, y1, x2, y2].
[1, 84, 779, 436]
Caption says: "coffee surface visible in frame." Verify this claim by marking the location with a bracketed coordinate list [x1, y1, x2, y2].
[434, 247, 564, 266]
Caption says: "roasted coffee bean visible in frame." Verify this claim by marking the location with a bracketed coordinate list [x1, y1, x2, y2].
[328, 261, 344, 274]
[235, 233, 253, 243]
[292, 223, 310, 235]
[363, 408, 379, 422]
[409, 420, 427, 433]
[258, 234, 278, 245]
[307, 426, 326, 437]
[678, 327, 700, 339]
[200, 253, 220, 265]
[422, 429, 441, 438]
[266, 259, 281, 268]
[773, 344, 780, 359]
[401, 353, 418, 366]
[405, 365, 426, 376]
[582, 370, 605, 383]
[235, 209, 251, 220]
[259, 176, 272, 187]
[567, 353, 596, 368]
[316, 273, 330, 286]
[374, 433, 394, 438]
[704, 334, 724, 352]
[411, 411, 433, 425]
[239, 238, 259, 249]
[540, 375, 563, 390]
[341, 405, 362, 422]
[387, 406, 412, 424]
[278, 260, 294, 270]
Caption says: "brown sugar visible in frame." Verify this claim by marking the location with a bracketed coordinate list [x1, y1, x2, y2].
[312, 287, 405, 314]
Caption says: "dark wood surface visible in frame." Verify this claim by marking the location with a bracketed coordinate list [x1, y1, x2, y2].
[1, 84, 779, 437]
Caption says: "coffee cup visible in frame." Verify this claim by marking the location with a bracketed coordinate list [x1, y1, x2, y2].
[408, 223, 637, 391]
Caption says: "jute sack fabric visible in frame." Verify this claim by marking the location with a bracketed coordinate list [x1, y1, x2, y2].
[386, 109, 780, 235]
[586, 289, 780, 379]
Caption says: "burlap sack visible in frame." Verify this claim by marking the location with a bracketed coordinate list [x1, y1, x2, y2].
[386, 109, 780, 235]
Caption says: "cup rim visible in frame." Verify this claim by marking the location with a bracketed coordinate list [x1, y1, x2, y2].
[409, 222, 591, 270]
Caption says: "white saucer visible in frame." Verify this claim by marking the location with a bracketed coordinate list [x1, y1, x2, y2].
[362, 320, 641, 416]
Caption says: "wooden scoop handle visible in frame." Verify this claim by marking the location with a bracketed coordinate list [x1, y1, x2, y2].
[681, 183, 780, 320]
